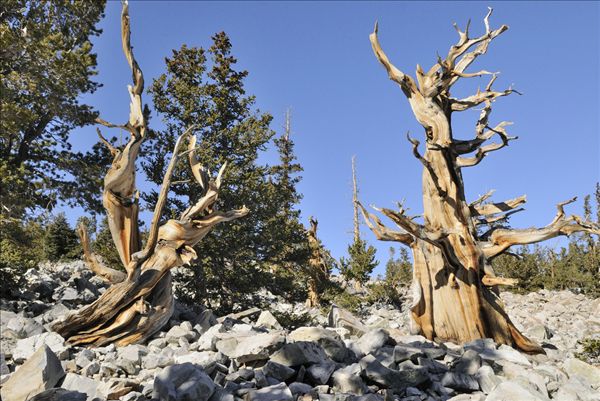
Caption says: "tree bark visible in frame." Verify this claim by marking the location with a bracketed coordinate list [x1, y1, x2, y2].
[305, 217, 329, 307]
[53, 1, 248, 346]
[361, 9, 600, 354]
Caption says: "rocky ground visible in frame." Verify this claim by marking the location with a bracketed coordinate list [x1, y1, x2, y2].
[1, 261, 599, 401]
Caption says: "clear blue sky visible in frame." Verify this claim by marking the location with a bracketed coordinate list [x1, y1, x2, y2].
[66, 1, 599, 277]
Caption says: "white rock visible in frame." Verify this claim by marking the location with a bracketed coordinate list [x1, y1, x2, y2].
[61, 373, 103, 401]
[13, 332, 69, 363]
[0, 345, 64, 401]
[246, 382, 293, 401]
[255, 311, 283, 330]
[484, 380, 550, 401]
[174, 351, 226, 369]
[563, 358, 600, 388]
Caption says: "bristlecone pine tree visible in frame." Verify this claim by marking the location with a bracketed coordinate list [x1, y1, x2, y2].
[305, 217, 332, 307]
[53, 2, 247, 346]
[359, 9, 600, 353]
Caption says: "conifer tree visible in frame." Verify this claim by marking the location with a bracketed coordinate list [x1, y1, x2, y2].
[1, 0, 107, 218]
[143, 36, 292, 312]
[385, 247, 412, 287]
[340, 157, 378, 288]
[263, 110, 311, 298]
[44, 213, 79, 261]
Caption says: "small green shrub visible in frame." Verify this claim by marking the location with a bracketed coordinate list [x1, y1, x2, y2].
[575, 338, 600, 365]
[270, 310, 316, 330]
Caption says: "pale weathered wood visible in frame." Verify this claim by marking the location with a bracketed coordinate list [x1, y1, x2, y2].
[363, 9, 600, 354]
[305, 217, 330, 307]
[53, 1, 247, 346]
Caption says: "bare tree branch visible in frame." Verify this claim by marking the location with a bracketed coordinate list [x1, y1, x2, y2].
[456, 121, 517, 167]
[357, 201, 414, 245]
[469, 189, 496, 208]
[481, 197, 600, 258]
[369, 22, 418, 96]
[471, 195, 527, 216]
[77, 223, 126, 284]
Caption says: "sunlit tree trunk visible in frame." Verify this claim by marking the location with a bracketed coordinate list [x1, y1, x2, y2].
[359, 9, 599, 353]
[53, 1, 247, 346]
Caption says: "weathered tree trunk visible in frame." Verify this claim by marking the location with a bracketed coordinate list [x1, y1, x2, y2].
[53, 1, 248, 347]
[360, 9, 600, 354]
[305, 217, 329, 307]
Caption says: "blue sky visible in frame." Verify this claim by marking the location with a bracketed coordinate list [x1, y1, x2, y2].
[66, 1, 599, 277]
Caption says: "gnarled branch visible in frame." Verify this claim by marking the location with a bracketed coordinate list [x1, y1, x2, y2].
[471, 195, 527, 216]
[357, 201, 414, 245]
[481, 197, 600, 258]
[77, 222, 126, 284]
[456, 121, 517, 167]
[370, 22, 418, 97]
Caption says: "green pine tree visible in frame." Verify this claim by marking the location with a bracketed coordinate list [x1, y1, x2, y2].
[143, 35, 293, 312]
[0, 0, 107, 218]
[340, 238, 379, 287]
[43, 213, 79, 261]
[385, 247, 412, 287]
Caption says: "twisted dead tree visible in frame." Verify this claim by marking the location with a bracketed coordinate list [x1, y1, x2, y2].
[360, 9, 600, 354]
[305, 217, 331, 307]
[53, 1, 248, 346]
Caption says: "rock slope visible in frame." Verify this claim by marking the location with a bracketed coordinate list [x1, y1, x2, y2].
[1, 261, 599, 401]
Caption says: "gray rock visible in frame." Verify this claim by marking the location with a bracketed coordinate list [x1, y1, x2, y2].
[166, 325, 197, 343]
[216, 332, 285, 363]
[288, 327, 348, 362]
[75, 349, 95, 368]
[255, 311, 283, 330]
[208, 387, 234, 401]
[262, 361, 296, 382]
[359, 355, 429, 392]
[306, 361, 337, 384]
[476, 365, 501, 394]
[194, 309, 218, 334]
[478, 344, 531, 366]
[393, 345, 424, 363]
[0, 345, 65, 401]
[1, 353, 9, 375]
[371, 347, 395, 369]
[174, 351, 226, 369]
[27, 389, 87, 401]
[219, 307, 261, 322]
[153, 363, 215, 401]
[455, 349, 482, 375]
[553, 377, 599, 401]
[288, 382, 314, 396]
[61, 373, 103, 401]
[81, 361, 100, 377]
[42, 303, 71, 324]
[417, 356, 448, 374]
[563, 358, 600, 388]
[246, 382, 293, 401]
[328, 305, 367, 336]
[225, 368, 254, 383]
[196, 324, 227, 351]
[270, 341, 328, 366]
[528, 324, 552, 340]
[441, 372, 479, 391]
[97, 378, 140, 400]
[121, 391, 145, 401]
[484, 380, 549, 401]
[331, 363, 368, 395]
[354, 329, 389, 357]
[118, 344, 147, 365]
[13, 332, 69, 362]
[6, 315, 44, 338]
